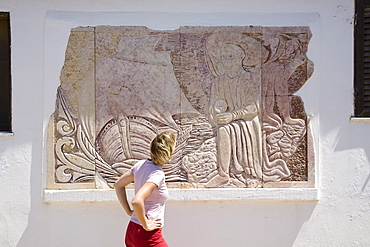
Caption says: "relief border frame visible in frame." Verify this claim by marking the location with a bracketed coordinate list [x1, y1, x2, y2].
[42, 10, 320, 202]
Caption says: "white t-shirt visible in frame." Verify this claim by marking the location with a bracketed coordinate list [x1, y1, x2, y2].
[129, 159, 169, 227]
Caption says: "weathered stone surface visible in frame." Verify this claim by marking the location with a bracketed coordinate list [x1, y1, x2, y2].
[48, 25, 315, 189]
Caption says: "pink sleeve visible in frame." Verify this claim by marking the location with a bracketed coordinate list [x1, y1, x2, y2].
[147, 170, 164, 187]
[129, 160, 145, 176]
[129, 164, 137, 176]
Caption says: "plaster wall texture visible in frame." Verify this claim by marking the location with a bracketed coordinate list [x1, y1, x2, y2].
[0, 0, 369, 246]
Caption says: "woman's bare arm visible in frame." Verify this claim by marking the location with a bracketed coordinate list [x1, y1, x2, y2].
[114, 171, 135, 216]
[132, 182, 162, 231]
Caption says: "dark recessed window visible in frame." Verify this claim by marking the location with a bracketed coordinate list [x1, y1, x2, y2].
[355, 0, 370, 117]
[0, 12, 11, 131]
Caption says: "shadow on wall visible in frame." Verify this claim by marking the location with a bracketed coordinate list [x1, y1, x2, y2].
[16, 134, 131, 246]
[164, 200, 317, 247]
[349, 123, 370, 192]
[323, 119, 370, 192]
[17, 199, 317, 247]
[17, 201, 129, 247]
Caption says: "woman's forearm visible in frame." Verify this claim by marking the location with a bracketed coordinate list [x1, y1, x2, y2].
[131, 182, 158, 230]
[132, 199, 148, 228]
[114, 171, 134, 216]
[115, 186, 133, 216]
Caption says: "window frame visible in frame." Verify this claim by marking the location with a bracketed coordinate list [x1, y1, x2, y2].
[355, 0, 370, 117]
[0, 12, 11, 132]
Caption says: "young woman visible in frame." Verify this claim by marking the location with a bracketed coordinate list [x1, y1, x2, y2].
[114, 131, 176, 247]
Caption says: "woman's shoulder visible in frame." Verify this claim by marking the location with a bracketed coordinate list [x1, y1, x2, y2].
[146, 159, 163, 170]
[133, 159, 147, 167]
[130, 159, 148, 173]
[135, 159, 162, 171]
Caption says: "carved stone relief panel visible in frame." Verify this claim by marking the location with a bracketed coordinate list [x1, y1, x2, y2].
[47, 25, 314, 189]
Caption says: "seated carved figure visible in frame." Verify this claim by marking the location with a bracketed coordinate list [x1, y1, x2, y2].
[205, 33, 264, 187]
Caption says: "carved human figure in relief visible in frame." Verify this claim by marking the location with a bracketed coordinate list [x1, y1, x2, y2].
[205, 32, 265, 187]
[260, 35, 312, 180]
[261, 35, 309, 130]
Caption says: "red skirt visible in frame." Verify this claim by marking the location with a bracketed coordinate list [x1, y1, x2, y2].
[125, 221, 169, 247]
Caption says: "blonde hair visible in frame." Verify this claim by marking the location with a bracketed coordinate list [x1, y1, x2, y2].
[150, 131, 176, 166]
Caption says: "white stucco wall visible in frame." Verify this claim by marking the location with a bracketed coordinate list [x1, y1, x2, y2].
[0, 0, 369, 246]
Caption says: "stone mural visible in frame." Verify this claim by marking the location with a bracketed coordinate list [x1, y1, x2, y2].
[47, 26, 315, 189]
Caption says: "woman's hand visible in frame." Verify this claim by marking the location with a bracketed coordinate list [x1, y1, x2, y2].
[132, 182, 160, 230]
[143, 218, 162, 231]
